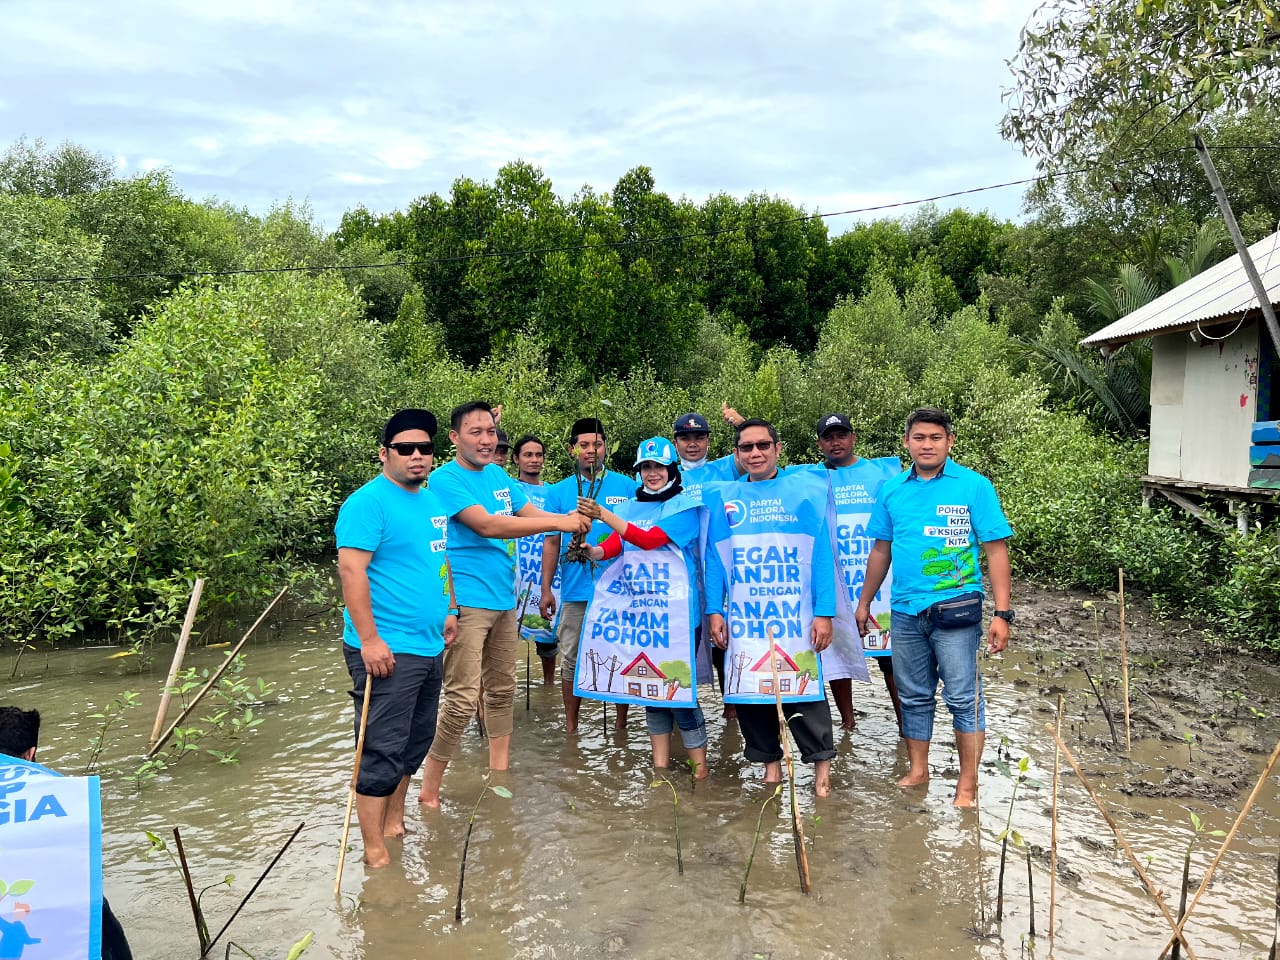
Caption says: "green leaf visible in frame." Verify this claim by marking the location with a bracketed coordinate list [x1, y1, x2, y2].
[286, 932, 314, 960]
[8, 880, 34, 897]
[490, 785, 513, 799]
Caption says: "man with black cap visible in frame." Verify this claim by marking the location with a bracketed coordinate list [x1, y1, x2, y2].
[492, 428, 511, 470]
[420, 401, 589, 807]
[814, 412, 905, 734]
[336, 408, 454, 867]
[540, 417, 636, 733]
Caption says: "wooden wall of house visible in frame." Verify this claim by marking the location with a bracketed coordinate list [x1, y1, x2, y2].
[1148, 322, 1260, 487]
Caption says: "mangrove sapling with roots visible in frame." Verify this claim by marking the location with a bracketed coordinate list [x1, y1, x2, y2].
[650, 774, 683, 875]
[455, 774, 513, 923]
[994, 754, 1033, 924]
[738, 785, 783, 904]
[1171, 812, 1226, 960]
[83, 691, 140, 775]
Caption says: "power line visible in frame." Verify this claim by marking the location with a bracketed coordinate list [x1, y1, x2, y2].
[6, 142, 1280, 286]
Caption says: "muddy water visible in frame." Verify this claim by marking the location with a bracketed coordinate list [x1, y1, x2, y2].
[5, 582, 1279, 960]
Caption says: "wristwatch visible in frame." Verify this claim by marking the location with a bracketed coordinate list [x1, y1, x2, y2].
[993, 609, 1015, 624]
[447, 607, 460, 617]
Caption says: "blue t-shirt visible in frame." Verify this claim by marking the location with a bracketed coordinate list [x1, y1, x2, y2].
[680, 453, 739, 505]
[615, 494, 703, 624]
[429, 460, 530, 610]
[867, 457, 1013, 614]
[547, 470, 636, 602]
[335, 473, 450, 656]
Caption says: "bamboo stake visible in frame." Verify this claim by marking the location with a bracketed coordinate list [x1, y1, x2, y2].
[1157, 736, 1280, 958]
[516, 580, 534, 711]
[147, 586, 288, 759]
[1049, 694, 1063, 942]
[334, 675, 373, 896]
[173, 827, 210, 954]
[1118, 568, 1131, 753]
[149, 579, 206, 748]
[1046, 725, 1199, 960]
[973, 648, 989, 930]
[1268, 842, 1278, 960]
[768, 625, 810, 894]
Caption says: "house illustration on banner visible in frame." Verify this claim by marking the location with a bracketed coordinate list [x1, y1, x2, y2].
[621, 653, 667, 699]
[750, 643, 810, 695]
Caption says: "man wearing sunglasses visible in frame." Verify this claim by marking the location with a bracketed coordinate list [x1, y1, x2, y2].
[336, 408, 455, 868]
[419, 401, 590, 807]
[705, 418, 847, 796]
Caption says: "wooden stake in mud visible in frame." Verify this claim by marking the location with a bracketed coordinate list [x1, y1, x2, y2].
[1047, 725, 1199, 960]
[768, 625, 811, 895]
[334, 674, 373, 897]
[1268, 842, 1278, 960]
[149, 578, 205, 748]
[173, 827, 210, 954]
[1049, 694, 1063, 942]
[1157, 736, 1280, 959]
[973, 648, 989, 931]
[515, 581, 534, 711]
[147, 586, 289, 759]
[1118, 568, 1131, 753]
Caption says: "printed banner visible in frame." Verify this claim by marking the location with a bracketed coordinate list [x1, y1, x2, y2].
[515, 538, 560, 646]
[828, 457, 901, 657]
[707, 470, 868, 704]
[574, 546, 696, 708]
[0, 757, 102, 959]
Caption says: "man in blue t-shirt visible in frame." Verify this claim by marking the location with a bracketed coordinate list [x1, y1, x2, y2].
[539, 418, 638, 733]
[856, 407, 1013, 808]
[419, 402, 589, 807]
[336, 408, 455, 868]
[512, 434, 560, 685]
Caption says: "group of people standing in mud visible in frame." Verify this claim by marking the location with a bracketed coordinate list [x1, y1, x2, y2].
[336, 400, 1013, 868]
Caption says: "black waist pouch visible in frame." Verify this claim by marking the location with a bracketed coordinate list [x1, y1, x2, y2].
[930, 592, 983, 629]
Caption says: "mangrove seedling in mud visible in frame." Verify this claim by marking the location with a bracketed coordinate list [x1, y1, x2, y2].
[650, 774, 684, 875]
[456, 776, 513, 923]
[738, 785, 783, 904]
[1170, 812, 1226, 960]
[83, 690, 140, 774]
[994, 752, 1043, 933]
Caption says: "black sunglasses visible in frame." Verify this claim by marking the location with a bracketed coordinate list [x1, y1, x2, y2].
[735, 440, 776, 453]
[387, 441, 434, 456]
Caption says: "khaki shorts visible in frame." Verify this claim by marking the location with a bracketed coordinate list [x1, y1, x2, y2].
[557, 601, 587, 685]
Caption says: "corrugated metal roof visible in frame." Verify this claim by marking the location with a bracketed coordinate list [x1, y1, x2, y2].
[1081, 229, 1280, 346]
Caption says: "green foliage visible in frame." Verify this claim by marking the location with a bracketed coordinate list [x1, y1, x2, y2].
[1209, 527, 1280, 651]
[1002, 0, 1280, 164]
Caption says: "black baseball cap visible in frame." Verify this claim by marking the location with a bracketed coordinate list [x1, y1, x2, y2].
[383, 408, 438, 445]
[495, 428, 510, 450]
[673, 412, 710, 435]
[815, 413, 853, 437]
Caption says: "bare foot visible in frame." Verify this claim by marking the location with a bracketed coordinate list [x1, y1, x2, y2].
[384, 822, 410, 838]
[693, 762, 709, 781]
[613, 720, 628, 731]
[815, 774, 831, 797]
[363, 851, 391, 869]
[763, 761, 782, 785]
[565, 724, 578, 735]
[897, 770, 929, 789]
[722, 705, 737, 720]
[953, 786, 978, 808]
[840, 718, 856, 731]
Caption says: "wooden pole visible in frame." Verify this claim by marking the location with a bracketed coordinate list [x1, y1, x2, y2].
[1157, 736, 1280, 958]
[173, 827, 210, 954]
[146, 586, 288, 759]
[149, 578, 205, 748]
[1194, 134, 1280, 357]
[334, 675, 373, 897]
[1118, 568, 1131, 754]
[768, 626, 810, 894]
[1047, 725, 1200, 960]
[1049, 694, 1063, 942]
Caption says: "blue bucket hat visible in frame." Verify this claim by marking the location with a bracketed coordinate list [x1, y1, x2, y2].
[633, 436, 677, 468]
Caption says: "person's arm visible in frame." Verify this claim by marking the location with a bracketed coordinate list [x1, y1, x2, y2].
[454, 503, 587, 539]
[590, 531, 624, 561]
[337, 547, 396, 677]
[443, 560, 459, 649]
[855, 541, 892, 638]
[809, 514, 836, 652]
[540, 534, 561, 620]
[982, 538, 1012, 654]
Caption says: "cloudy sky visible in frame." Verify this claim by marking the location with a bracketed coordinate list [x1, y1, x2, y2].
[3, 0, 1043, 231]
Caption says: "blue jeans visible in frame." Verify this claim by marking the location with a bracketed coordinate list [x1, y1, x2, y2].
[644, 705, 708, 750]
[890, 596, 985, 742]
